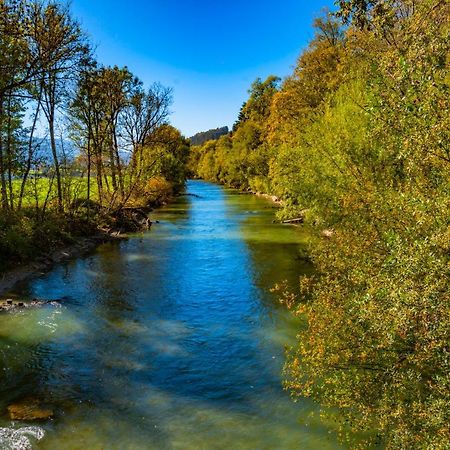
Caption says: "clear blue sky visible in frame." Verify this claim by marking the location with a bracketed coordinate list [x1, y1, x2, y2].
[71, 0, 336, 137]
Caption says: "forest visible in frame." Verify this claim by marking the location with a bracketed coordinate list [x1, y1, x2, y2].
[190, 1, 450, 448]
[0, 0, 190, 271]
[190, 126, 229, 146]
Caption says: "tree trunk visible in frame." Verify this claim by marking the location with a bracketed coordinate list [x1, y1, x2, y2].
[6, 93, 14, 210]
[18, 88, 42, 209]
[95, 150, 103, 205]
[87, 133, 91, 219]
[0, 99, 9, 210]
[43, 75, 63, 213]
[109, 143, 117, 192]
[113, 121, 124, 196]
[49, 113, 63, 212]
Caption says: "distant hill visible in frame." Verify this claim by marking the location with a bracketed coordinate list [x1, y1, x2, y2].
[30, 137, 77, 163]
[190, 126, 229, 146]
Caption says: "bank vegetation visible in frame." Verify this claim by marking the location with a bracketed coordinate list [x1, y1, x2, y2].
[0, 0, 190, 271]
[190, 1, 450, 448]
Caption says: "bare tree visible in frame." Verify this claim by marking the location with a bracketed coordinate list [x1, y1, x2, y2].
[122, 83, 172, 177]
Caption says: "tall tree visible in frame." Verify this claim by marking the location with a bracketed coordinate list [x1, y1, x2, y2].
[31, 1, 89, 212]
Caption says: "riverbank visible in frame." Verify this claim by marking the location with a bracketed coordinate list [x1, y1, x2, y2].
[0, 202, 161, 297]
[248, 190, 283, 207]
[0, 231, 125, 297]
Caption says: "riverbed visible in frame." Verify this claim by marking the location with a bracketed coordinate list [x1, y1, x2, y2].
[0, 180, 343, 449]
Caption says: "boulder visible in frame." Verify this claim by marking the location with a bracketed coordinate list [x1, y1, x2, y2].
[7, 399, 53, 421]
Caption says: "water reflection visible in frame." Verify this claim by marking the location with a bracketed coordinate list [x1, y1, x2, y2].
[0, 180, 343, 449]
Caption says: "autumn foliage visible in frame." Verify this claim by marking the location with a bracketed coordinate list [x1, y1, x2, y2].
[191, 1, 450, 447]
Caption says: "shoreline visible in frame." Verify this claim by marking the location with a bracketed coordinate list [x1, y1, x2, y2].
[0, 231, 127, 297]
[0, 196, 171, 298]
[249, 190, 283, 206]
[0, 189, 186, 298]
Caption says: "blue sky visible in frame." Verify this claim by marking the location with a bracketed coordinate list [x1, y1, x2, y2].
[71, 0, 336, 137]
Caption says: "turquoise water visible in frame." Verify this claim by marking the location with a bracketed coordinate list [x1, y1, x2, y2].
[0, 180, 343, 449]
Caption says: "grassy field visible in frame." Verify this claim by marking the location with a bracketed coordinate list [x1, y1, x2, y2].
[11, 176, 102, 208]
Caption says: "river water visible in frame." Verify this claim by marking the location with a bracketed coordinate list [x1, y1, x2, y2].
[0, 180, 343, 449]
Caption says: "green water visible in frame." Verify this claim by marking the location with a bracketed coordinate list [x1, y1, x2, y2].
[0, 180, 343, 449]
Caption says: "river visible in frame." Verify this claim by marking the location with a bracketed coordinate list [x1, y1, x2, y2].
[0, 180, 343, 449]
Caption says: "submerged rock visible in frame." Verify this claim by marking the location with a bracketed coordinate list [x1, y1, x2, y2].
[7, 399, 53, 421]
[0, 298, 60, 312]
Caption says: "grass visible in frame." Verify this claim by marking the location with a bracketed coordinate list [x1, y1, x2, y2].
[11, 176, 103, 208]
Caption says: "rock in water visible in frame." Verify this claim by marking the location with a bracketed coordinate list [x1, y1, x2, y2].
[7, 399, 53, 421]
[0, 298, 60, 312]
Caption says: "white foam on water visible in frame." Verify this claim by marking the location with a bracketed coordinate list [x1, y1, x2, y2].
[0, 426, 45, 450]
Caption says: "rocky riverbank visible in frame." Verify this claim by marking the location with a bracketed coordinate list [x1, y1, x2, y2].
[249, 190, 283, 206]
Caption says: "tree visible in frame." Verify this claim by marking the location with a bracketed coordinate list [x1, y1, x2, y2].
[32, 1, 90, 212]
[121, 83, 172, 187]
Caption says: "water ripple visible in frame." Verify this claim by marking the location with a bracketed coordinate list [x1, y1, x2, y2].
[0, 426, 45, 450]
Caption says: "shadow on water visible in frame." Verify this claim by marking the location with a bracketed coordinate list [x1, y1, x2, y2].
[0, 180, 345, 449]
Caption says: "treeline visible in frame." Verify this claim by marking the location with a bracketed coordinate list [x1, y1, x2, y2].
[189, 126, 229, 146]
[0, 0, 189, 269]
[190, 1, 449, 448]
